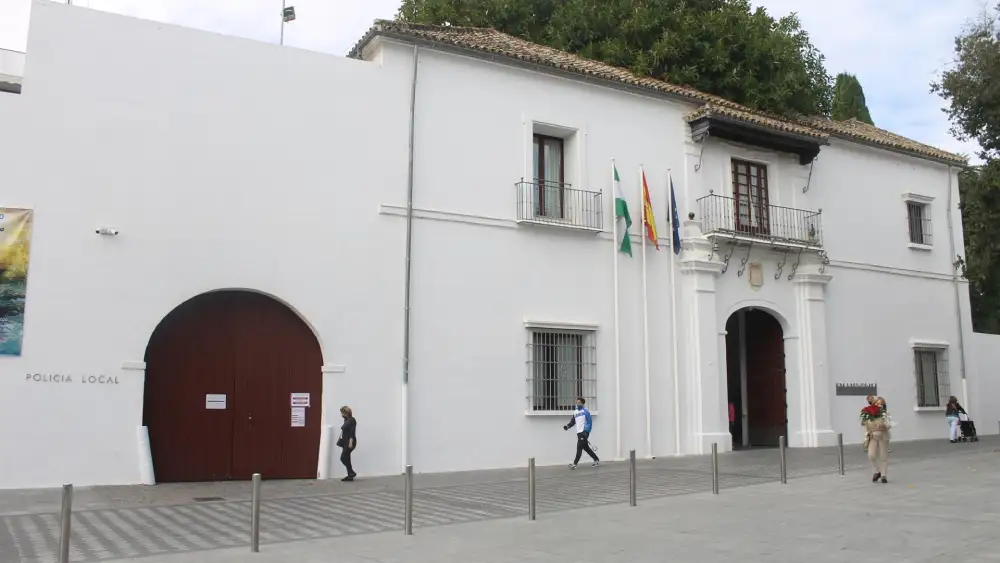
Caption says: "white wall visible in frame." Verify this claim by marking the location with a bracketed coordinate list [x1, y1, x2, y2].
[971, 333, 1000, 435]
[385, 43, 690, 468]
[0, 2, 412, 488]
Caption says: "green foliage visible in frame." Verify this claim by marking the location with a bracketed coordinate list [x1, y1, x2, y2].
[933, 6, 1000, 160]
[397, 0, 833, 116]
[958, 163, 1000, 333]
[934, 5, 1000, 333]
[831, 72, 874, 124]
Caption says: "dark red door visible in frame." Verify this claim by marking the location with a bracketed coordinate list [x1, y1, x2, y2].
[744, 309, 786, 447]
[143, 291, 322, 482]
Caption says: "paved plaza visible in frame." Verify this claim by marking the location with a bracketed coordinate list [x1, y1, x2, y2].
[0, 437, 997, 563]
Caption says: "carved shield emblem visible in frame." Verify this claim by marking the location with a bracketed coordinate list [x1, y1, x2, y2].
[748, 262, 764, 289]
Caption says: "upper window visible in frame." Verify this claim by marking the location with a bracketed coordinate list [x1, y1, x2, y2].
[914, 346, 949, 407]
[526, 327, 596, 412]
[907, 202, 932, 246]
[903, 193, 934, 247]
[731, 159, 770, 237]
[532, 134, 565, 219]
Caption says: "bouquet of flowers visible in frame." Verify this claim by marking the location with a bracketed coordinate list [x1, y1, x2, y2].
[859, 404, 883, 424]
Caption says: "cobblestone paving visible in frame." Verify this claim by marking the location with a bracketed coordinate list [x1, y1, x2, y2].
[1, 437, 994, 563]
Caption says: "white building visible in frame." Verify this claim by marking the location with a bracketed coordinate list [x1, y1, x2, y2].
[0, 2, 995, 489]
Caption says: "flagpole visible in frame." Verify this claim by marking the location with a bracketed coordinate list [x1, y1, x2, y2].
[612, 159, 622, 461]
[668, 170, 681, 456]
[641, 166, 652, 459]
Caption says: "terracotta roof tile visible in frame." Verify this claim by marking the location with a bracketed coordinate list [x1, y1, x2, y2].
[686, 105, 829, 141]
[351, 21, 966, 166]
[799, 117, 963, 164]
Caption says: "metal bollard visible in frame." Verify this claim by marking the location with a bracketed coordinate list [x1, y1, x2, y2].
[837, 433, 845, 476]
[628, 449, 637, 507]
[528, 457, 536, 521]
[711, 443, 719, 494]
[779, 436, 787, 484]
[58, 484, 73, 563]
[404, 465, 413, 535]
[250, 473, 261, 553]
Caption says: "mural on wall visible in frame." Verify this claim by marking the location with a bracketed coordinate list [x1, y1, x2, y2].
[0, 208, 33, 356]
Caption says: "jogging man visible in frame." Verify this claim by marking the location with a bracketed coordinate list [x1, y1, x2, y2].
[563, 397, 599, 469]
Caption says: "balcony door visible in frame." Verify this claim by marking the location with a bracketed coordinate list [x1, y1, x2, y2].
[532, 134, 565, 218]
[731, 159, 770, 236]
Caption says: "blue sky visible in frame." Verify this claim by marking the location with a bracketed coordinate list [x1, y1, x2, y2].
[0, 0, 989, 160]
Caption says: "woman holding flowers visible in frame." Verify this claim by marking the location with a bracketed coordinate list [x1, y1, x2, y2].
[861, 397, 890, 483]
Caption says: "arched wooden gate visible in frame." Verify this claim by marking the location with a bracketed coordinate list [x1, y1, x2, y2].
[143, 290, 322, 482]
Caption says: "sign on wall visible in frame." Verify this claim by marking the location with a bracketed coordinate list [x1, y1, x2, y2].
[835, 383, 877, 397]
[0, 208, 33, 357]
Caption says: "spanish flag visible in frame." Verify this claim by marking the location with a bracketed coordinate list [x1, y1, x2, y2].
[641, 169, 659, 250]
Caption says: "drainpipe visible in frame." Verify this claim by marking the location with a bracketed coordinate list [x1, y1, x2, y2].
[401, 46, 419, 472]
[945, 166, 970, 408]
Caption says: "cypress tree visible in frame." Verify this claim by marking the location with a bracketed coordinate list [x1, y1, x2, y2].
[831, 72, 874, 125]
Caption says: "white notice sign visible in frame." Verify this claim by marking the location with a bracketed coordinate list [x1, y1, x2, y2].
[291, 407, 306, 427]
[206, 394, 227, 410]
[290, 393, 310, 407]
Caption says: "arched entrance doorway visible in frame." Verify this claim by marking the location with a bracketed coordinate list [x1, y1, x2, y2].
[725, 307, 786, 449]
[143, 290, 323, 482]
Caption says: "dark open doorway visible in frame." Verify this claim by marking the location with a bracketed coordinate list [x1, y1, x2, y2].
[725, 308, 787, 449]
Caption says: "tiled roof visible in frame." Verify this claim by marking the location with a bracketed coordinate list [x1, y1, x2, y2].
[350, 20, 966, 166]
[686, 104, 829, 142]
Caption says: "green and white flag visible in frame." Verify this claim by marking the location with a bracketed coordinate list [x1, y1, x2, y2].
[613, 164, 633, 256]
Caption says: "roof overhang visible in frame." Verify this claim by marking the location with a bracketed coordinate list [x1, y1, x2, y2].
[0, 74, 21, 94]
[689, 113, 827, 165]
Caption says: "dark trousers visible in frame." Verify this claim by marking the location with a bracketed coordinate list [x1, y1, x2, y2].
[340, 446, 356, 476]
[574, 431, 598, 464]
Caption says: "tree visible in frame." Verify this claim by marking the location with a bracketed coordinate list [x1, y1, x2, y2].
[958, 162, 1000, 333]
[933, 5, 1000, 160]
[934, 4, 1000, 332]
[397, 0, 833, 116]
[831, 72, 874, 124]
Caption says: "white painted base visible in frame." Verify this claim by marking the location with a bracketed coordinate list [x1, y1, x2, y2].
[813, 429, 841, 448]
[316, 425, 333, 479]
[795, 429, 840, 448]
[136, 426, 155, 485]
[695, 432, 733, 454]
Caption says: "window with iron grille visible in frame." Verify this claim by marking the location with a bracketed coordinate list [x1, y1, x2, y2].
[906, 201, 932, 245]
[526, 329, 596, 412]
[914, 347, 949, 407]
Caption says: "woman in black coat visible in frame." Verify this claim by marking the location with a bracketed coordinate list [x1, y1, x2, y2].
[338, 406, 357, 481]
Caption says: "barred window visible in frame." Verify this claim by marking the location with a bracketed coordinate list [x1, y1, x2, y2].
[526, 329, 596, 412]
[914, 347, 949, 407]
[906, 201, 932, 245]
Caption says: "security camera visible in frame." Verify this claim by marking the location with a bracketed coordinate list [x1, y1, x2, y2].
[96, 227, 119, 236]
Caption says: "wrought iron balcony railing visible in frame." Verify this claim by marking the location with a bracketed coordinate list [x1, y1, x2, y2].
[697, 193, 823, 248]
[516, 179, 603, 231]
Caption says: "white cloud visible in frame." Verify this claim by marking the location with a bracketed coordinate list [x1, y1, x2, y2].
[0, 0, 990, 161]
[752, 0, 989, 161]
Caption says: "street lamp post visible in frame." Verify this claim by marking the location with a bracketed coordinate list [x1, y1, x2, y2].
[280, 2, 296, 46]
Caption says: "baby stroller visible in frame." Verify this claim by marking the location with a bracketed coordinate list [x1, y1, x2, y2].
[959, 414, 979, 442]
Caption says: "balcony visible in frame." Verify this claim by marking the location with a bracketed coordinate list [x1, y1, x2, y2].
[516, 180, 603, 232]
[697, 193, 823, 249]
